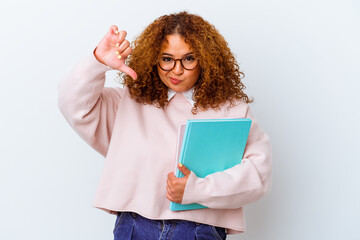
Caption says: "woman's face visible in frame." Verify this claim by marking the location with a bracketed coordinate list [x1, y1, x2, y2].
[157, 34, 201, 92]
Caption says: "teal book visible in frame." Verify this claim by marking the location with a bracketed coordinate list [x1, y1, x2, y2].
[170, 118, 252, 211]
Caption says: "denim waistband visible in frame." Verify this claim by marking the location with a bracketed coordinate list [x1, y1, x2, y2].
[113, 211, 227, 240]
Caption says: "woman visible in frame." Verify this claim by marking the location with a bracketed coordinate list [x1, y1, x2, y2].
[58, 11, 272, 240]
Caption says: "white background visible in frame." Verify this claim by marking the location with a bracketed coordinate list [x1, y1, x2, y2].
[1, 0, 359, 239]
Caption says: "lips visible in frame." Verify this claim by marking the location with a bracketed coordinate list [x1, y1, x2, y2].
[170, 77, 182, 85]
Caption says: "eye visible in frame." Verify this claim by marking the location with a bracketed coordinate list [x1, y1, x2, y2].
[183, 55, 195, 62]
[161, 57, 173, 62]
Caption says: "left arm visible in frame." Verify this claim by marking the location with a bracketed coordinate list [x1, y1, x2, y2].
[166, 109, 272, 209]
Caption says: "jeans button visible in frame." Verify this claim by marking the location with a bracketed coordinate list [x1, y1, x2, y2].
[131, 213, 136, 218]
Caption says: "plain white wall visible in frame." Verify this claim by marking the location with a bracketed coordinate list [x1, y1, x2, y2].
[1, 0, 359, 239]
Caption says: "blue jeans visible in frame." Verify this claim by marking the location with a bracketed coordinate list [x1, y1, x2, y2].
[113, 212, 227, 240]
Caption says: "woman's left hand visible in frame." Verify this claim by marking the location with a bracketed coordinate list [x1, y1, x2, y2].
[166, 164, 191, 203]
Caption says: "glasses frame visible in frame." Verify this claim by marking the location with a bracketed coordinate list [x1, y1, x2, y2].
[157, 56, 199, 71]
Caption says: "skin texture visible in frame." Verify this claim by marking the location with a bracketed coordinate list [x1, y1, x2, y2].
[166, 164, 191, 203]
[94, 25, 137, 80]
[157, 34, 201, 92]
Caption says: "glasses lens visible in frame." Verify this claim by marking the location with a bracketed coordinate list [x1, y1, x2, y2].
[181, 56, 198, 70]
[159, 57, 174, 71]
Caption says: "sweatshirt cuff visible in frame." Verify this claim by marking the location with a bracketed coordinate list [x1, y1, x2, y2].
[182, 171, 204, 205]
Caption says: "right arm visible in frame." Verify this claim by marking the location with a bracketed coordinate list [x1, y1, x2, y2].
[58, 26, 137, 156]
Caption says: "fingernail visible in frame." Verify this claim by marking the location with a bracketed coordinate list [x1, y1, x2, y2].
[116, 43, 120, 47]
[117, 55, 122, 59]
[116, 51, 120, 55]
[179, 163, 183, 167]
[115, 30, 119, 34]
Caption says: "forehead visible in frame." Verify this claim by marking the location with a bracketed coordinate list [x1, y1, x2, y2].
[161, 34, 193, 56]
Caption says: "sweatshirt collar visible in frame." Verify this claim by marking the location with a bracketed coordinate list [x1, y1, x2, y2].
[167, 88, 195, 106]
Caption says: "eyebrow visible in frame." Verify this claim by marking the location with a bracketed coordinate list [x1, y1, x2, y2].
[161, 52, 194, 57]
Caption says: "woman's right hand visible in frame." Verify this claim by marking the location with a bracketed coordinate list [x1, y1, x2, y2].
[94, 25, 137, 80]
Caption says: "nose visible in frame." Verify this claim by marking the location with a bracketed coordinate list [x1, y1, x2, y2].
[172, 59, 184, 75]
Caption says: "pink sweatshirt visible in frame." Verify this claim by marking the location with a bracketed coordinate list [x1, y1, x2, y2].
[58, 54, 272, 234]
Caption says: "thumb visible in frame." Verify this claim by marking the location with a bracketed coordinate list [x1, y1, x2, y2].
[118, 64, 138, 80]
[178, 163, 191, 177]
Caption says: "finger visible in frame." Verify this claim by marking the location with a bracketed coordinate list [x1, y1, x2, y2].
[167, 173, 175, 187]
[117, 40, 130, 54]
[118, 64, 138, 80]
[167, 172, 176, 181]
[167, 191, 180, 203]
[120, 46, 133, 58]
[116, 30, 127, 43]
[178, 163, 191, 176]
[166, 192, 174, 202]
[109, 25, 118, 35]
[166, 185, 174, 197]
[171, 196, 180, 203]
[167, 177, 172, 188]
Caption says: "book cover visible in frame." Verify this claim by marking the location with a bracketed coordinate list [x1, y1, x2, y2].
[170, 118, 252, 211]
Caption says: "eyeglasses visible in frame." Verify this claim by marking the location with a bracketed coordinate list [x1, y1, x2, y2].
[158, 55, 199, 71]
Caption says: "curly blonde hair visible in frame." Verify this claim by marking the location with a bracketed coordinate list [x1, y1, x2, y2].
[121, 11, 252, 114]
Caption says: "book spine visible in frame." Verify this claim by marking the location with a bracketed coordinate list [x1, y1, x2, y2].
[176, 122, 192, 178]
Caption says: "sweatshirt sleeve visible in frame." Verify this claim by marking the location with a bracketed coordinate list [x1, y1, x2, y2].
[181, 106, 272, 209]
[58, 54, 123, 157]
